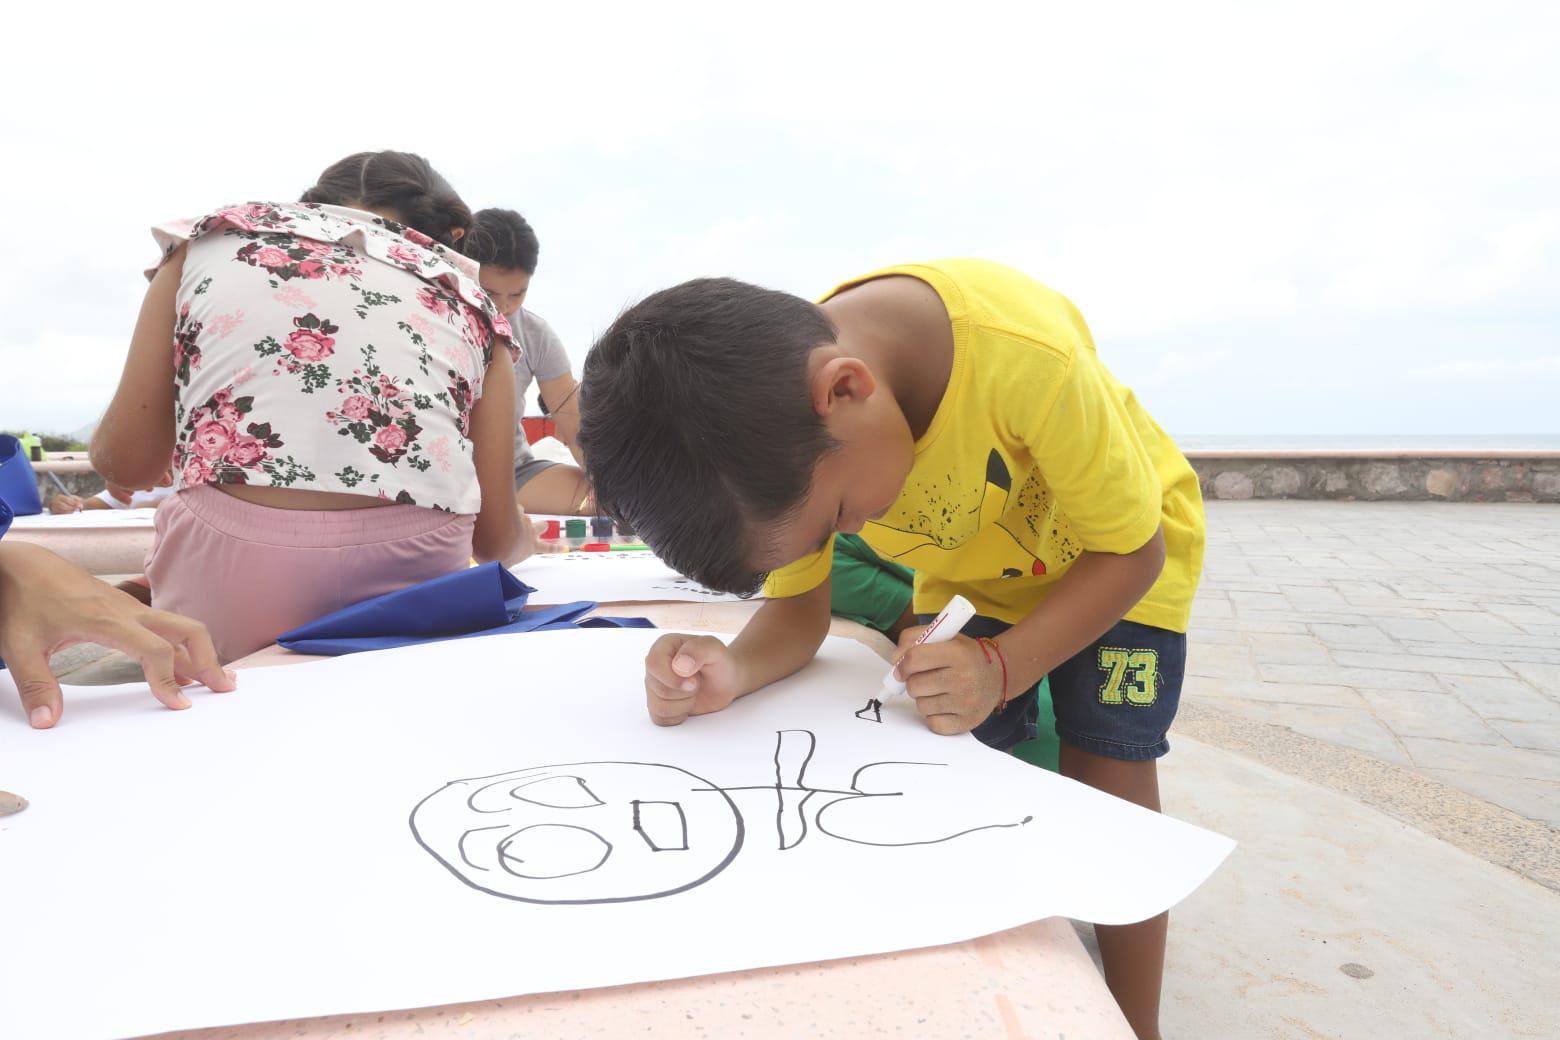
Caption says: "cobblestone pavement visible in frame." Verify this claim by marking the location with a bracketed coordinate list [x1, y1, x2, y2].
[1187, 501, 1560, 829]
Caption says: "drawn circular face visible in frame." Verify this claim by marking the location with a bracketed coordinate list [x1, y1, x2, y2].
[410, 762, 743, 904]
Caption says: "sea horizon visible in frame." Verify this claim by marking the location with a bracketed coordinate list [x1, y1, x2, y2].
[1175, 434, 1560, 451]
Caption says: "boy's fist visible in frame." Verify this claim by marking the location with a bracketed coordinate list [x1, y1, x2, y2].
[644, 634, 741, 726]
[892, 627, 1005, 736]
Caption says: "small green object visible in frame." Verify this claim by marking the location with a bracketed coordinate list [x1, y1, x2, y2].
[615, 543, 653, 551]
[565, 518, 588, 538]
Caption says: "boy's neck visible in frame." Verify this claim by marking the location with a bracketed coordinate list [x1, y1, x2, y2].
[822, 276, 955, 441]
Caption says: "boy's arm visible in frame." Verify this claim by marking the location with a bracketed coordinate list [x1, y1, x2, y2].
[645, 579, 832, 726]
[996, 526, 1165, 694]
[895, 527, 1165, 733]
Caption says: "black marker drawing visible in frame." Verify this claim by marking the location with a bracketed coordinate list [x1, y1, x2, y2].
[411, 730, 1030, 905]
[646, 576, 737, 599]
[854, 698, 883, 723]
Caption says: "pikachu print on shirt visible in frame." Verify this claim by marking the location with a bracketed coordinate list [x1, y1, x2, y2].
[864, 448, 1081, 587]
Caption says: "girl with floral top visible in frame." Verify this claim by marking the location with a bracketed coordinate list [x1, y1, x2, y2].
[92, 151, 533, 661]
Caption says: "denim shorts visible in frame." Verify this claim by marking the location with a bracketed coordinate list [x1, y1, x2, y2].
[920, 614, 1185, 760]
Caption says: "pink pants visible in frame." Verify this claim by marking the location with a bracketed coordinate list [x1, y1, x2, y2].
[146, 487, 475, 662]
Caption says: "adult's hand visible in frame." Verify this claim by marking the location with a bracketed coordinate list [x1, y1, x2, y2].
[0, 542, 236, 728]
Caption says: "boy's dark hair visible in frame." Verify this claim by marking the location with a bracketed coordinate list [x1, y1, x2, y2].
[580, 278, 839, 596]
[457, 208, 540, 273]
[300, 151, 472, 247]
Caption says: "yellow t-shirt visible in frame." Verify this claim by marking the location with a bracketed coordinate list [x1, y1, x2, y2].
[765, 260, 1205, 633]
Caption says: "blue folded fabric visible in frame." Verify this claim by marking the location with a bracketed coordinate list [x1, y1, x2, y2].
[277, 561, 654, 656]
[0, 497, 9, 668]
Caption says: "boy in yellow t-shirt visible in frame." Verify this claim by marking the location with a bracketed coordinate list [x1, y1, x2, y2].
[579, 259, 1204, 1039]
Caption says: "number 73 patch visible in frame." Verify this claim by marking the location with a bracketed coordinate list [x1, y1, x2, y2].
[1097, 648, 1159, 706]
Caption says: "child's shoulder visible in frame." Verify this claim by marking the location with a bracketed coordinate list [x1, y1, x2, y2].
[833, 259, 1090, 361]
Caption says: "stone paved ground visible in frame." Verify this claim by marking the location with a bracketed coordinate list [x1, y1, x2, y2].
[1187, 501, 1560, 829]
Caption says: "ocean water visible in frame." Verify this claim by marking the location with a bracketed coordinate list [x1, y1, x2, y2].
[1175, 434, 1560, 451]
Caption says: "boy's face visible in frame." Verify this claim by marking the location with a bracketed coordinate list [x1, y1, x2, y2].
[479, 265, 531, 318]
[754, 355, 915, 571]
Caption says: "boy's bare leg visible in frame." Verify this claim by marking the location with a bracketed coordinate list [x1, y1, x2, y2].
[516, 464, 595, 516]
[1059, 745, 1166, 1040]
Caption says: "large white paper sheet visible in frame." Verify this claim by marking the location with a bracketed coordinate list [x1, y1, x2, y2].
[512, 549, 762, 604]
[0, 629, 1232, 1040]
[5, 507, 158, 529]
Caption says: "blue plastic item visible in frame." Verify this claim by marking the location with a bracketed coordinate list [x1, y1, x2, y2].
[0, 435, 43, 517]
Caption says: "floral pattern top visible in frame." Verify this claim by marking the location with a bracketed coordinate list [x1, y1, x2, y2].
[150, 202, 515, 513]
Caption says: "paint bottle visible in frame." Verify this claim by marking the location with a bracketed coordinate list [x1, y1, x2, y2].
[539, 519, 562, 541]
[590, 516, 614, 539]
[564, 517, 588, 547]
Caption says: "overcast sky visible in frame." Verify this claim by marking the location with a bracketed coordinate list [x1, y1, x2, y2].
[1, 1, 1555, 438]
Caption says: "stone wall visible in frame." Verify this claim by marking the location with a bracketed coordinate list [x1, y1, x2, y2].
[30, 453, 1560, 506]
[1190, 452, 1560, 503]
[31, 460, 105, 505]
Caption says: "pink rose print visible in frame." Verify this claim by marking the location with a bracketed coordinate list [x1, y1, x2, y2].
[253, 245, 292, 268]
[427, 435, 452, 473]
[462, 306, 488, 350]
[386, 243, 422, 266]
[273, 286, 316, 309]
[403, 228, 435, 248]
[173, 303, 203, 386]
[418, 286, 455, 319]
[226, 436, 265, 467]
[208, 310, 246, 339]
[374, 425, 408, 454]
[296, 260, 325, 279]
[328, 346, 426, 467]
[302, 240, 335, 258]
[217, 203, 285, 231]
[193, 420, 234, 461]
[182, 457, 212, 485]
[233, 364, 255, 386]
[176, 385, 291, 486]
[285, 326, 335, 362]
[491, 309, 513, 341]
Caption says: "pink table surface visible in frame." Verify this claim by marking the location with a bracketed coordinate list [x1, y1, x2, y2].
[159, 601, 1130, 1039]
[3, 525, 153, 576]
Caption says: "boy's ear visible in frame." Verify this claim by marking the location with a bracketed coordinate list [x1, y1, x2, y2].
[809, 354, 877, 418]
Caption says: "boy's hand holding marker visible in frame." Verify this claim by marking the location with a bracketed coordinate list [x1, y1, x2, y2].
[884, 595, 1008, 736]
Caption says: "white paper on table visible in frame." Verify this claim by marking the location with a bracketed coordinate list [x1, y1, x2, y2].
[5, 507, 158, 529]
[511, 549, 763, 604]
[0, 629, 1233, 1040]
